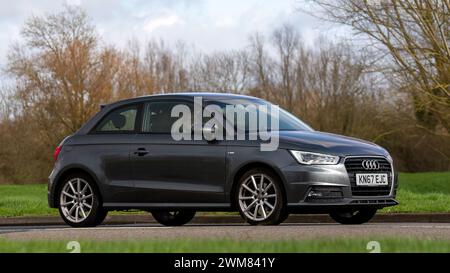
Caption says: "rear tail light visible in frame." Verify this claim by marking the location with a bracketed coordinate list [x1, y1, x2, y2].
[54, 146, 62, 162]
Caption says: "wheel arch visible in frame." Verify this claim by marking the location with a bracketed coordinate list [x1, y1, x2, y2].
[51, 165, 103, 208]
[229, 161, 287, 208]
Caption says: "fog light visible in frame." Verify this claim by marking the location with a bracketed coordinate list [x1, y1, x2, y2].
[305, 187, 344, 203]
[307, 190, 323, 197]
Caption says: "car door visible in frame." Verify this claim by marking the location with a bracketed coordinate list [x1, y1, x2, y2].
[86, 103, 141, 203]
[130, 99, 227, 204]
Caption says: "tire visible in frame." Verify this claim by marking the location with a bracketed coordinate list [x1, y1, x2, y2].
[235, 168, 286, 225]
[329, 209, 377, 225]
[57, 172, 107, 228]
[151, 210, 196, 226]
[276, 210, 290, 224]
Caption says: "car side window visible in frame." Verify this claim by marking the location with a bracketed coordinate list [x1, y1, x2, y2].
[142, 101, 193, 134]
[95, 105, 138, 133]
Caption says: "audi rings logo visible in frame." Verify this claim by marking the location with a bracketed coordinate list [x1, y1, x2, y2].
[362, 160, 380, 170]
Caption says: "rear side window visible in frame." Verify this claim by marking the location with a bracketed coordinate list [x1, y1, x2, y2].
[142, 101, 193, 133]
[95, 105, 138, 133]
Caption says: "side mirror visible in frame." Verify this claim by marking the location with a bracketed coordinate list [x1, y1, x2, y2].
[203, 124, 219, 142]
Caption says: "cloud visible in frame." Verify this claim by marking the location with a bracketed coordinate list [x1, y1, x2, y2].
[215, 16, 236, 28]
[143, 13, 183, 32]
[65, 0, 81, 6]
[0, 0, 331, 69]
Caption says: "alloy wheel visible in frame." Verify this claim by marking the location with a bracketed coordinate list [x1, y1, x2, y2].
[238, 173, 278, 221]
[60, 178, 94, 223]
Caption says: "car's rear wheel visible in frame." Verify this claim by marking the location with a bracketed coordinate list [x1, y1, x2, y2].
[58, 173, 107, 227]
[236, 168, 287, 225]
[329, 209, 377, 225]
[151, 210, 196, 226]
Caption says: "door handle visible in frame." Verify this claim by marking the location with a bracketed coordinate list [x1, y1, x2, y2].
[134, 148, 149, 156]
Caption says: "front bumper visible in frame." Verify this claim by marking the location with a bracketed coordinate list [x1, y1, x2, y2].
[286, 197, 398, 213]
[281, 156, 398, 212]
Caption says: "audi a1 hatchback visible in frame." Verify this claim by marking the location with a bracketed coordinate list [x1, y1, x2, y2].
[48, 93, 398, 227]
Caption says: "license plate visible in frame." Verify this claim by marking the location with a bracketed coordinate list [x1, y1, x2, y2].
[355, 173, 388, 186]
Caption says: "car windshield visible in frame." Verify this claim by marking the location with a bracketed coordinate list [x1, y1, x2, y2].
[206, 98, 313, 132]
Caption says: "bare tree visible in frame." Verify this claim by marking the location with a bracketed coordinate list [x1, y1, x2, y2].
[189, 50, 251, 93]
[271, 24, 300, 111]
[6, 6, 121, 145]
[248, 33, 273, 99]
[306, 0, 450, 135]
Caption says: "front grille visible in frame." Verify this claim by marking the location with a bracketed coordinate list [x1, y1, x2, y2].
[344, 157, 392, 196]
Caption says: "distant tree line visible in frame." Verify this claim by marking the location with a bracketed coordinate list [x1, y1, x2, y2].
[0, 3, 449, 183]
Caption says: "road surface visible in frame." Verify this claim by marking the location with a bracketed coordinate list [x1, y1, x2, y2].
[1, 223, 450, 241]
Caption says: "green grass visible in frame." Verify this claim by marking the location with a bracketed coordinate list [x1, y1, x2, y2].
[0, 184, 56, 217]
[0, 172, 449, 217]
[383, 172, 450, 213]
[1, 238, 450, 253]
[397, 172, 450, 194]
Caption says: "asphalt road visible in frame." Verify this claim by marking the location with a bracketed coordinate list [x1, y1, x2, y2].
[2, 222, 450, 241]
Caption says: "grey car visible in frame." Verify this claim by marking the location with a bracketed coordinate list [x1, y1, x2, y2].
[48, 93, 398, 227]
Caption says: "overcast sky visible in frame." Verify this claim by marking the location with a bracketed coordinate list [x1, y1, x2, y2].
[0, 0, 341, 70]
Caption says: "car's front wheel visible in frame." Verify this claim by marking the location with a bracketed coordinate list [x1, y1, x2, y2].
[151, 210, 196, 226]
[236, 168, 287, 225]
[329, 209, 377, 225]
[58, 173, 107, 227]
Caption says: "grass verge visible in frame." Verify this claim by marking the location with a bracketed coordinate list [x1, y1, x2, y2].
[383, 172, 450, 213]
[1, 238, 450, 253]
[0, 184, 55, 217]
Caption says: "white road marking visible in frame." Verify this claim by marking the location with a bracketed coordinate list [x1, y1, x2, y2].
[398, 225, 450, 229]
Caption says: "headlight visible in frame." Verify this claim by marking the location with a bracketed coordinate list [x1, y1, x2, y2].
[385, 153, 393, 163]
[290, 150, 340, 165]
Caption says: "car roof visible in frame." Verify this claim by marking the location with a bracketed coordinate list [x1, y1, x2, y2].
[104, 92, 262, 108]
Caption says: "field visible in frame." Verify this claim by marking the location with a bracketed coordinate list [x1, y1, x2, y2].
[382, 172, 450, 213]
[0, 172, 449, 217]
[1, 238, 450, 253]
